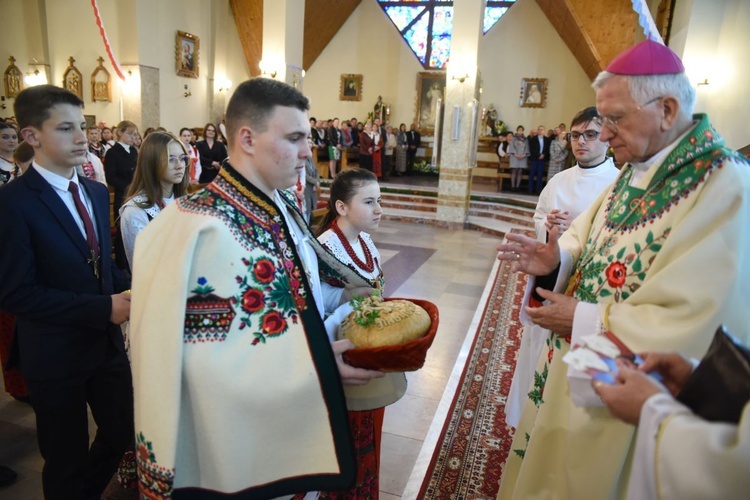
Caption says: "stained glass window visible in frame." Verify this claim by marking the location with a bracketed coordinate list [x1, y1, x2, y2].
[378, 0, 515, 69]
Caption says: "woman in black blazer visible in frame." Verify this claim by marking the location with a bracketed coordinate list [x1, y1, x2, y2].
[196, 122, 228, 184]
[104, 120, 139, 270]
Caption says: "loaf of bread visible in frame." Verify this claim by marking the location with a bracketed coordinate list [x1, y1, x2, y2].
[339, 296, 431, 348]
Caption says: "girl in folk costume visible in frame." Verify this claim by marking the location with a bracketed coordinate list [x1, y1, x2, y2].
[0, 121, 19, 185]
[77, 149, 107, 185]
[120, 132, 190, 271]
[179, 127, 201, 184]
[317, 168, 407, 499]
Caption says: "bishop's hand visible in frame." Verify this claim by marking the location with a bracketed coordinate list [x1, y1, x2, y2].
[497, 225, 561, 275]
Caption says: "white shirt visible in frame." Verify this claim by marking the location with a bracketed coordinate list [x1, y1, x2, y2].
[120, 194, 175, 270]
[33, 163, 99, 242]
[274, 190, 343, 319]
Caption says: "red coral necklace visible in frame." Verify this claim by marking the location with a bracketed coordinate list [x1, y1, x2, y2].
[332, 219, 375, 273]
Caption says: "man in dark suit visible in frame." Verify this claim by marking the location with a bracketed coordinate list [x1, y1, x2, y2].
[528, 124, 550, 193]
[406, 123, 421, 175]
[0, 85, 133, 499]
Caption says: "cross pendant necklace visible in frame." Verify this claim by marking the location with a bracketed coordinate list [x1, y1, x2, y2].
[87, 250, 100, 279]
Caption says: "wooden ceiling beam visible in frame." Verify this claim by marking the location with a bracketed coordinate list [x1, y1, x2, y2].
[229, 0, 362, 76]
[536, 0, 638, 80]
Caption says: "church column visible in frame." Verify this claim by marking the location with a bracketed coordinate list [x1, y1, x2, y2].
[435, 0, 483, 227]
[261, 0, 305, 90]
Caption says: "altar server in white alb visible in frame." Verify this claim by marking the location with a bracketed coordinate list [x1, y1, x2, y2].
[506, 106, 620, 427]
[496, 39, 750, 499]
[129, 77, 383, 499]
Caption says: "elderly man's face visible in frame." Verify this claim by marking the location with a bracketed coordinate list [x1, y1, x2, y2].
[596, 75, 664, 163]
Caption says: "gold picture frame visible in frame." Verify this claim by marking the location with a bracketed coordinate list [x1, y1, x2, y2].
[176, 30, 199, 78]
[3, 56, 23, 98]
[63, 57, 83, 100]
[91, 57, 112, 102]
[519, 77, 547, 108]
[415, 72, 445, 131]
[339, 74, 362, 101]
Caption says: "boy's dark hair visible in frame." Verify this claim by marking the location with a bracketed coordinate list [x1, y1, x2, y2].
[14, 85, 84, 130]
[317, 168, 377, 235]
[570, 106, 601, 130]
[226, 78, 309, 141]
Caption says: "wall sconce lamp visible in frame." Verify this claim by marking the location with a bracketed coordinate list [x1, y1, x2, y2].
[24, 60, 49, 87]
[183, 84, 192, 98]
[259, 59, 281, 79]
[697, 78, 710, 86]
[0, 96, 6, 110]
[452, 73, 470, 83]
[218, 79, 233, 92]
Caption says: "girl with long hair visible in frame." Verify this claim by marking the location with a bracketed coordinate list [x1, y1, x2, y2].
[120, 131, 189, 270]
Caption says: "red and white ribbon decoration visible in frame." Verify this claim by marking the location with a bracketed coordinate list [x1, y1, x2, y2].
[90, 0, 126, 80]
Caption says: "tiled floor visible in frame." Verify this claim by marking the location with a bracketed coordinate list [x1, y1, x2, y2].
[0, 218, 507, 499]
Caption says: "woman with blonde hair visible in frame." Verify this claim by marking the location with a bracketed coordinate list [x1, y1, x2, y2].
[104, 120, 139, 270]
[120, 131, 189, 270]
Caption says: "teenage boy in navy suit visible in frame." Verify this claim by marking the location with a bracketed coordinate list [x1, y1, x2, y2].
[0, 85, 133, 499]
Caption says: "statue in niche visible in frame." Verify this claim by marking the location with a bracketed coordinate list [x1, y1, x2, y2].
[62, 57, 83, 99]
[3, 56, 23, 98]
[373, 95, 385, 123]
[91, 56, 112, 102]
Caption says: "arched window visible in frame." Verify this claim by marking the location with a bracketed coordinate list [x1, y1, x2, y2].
[377, 0, 516, 69]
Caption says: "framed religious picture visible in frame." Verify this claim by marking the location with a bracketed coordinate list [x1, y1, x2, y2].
[3, 56, 23, 98]
[339, 74, 362, 101]
[84, 115, 96, 129]
[90, 57, 112, 102]
[63, 57, 83, 99]
[415, 72, 446, 131]
[519, 77, 547, 108]
[176, 30, 200, 78]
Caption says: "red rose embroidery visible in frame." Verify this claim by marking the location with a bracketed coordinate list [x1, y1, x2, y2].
[605, 261, 627, 288]
[253, 259, 276, 284]
[262, 311, 287, 336]
[547, 347, 554, 363]
[241, 288, 265, 313]
[137, 445, 150, 463]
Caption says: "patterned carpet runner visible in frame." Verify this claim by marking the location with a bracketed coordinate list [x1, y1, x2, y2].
[417, 258, 527, 499]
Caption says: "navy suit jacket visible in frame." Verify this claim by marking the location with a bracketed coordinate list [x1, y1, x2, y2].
[0, 166, 128, 381]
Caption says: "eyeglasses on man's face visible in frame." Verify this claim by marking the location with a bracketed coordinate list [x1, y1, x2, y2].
[569, 130, 601, 142]
[601, 96, 664, 133]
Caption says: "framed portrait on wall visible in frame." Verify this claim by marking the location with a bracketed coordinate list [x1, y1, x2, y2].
[339, 74, 362, 101]
[84, 115, 96, 129]
[176, 30, 200, 78]
[519, 77, 547, 108]
[416, 72, 446, 132]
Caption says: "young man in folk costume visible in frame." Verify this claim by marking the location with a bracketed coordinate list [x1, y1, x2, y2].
[505, 106, 620, 428]
[129, 78, 383, 499]
[496, 39, 750, 499]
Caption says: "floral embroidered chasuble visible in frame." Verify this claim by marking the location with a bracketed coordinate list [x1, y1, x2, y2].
[130, 166, 370, 499]
[498, 115, 750, 499]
